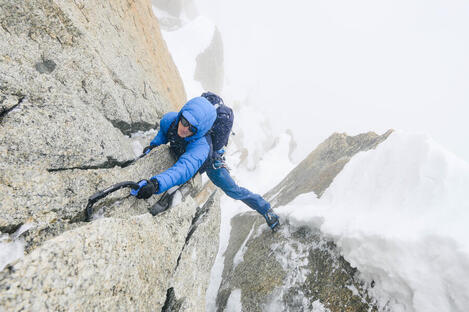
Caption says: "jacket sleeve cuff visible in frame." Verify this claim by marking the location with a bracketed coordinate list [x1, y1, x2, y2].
[151, 176, 167, 194]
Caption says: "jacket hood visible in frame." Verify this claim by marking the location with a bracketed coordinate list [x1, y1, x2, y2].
[178, 97, 217, 141]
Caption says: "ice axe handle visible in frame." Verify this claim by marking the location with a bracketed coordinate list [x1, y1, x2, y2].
[85, 181, 140, 222]
[143, 145, 155, 155]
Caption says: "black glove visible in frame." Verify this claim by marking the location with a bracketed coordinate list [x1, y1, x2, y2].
[131, 179, 158, 199]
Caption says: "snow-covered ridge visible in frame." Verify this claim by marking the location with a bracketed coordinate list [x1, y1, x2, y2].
[283, 131, 469, 311]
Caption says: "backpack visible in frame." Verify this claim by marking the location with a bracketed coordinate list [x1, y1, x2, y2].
[201, 92, 234, 151]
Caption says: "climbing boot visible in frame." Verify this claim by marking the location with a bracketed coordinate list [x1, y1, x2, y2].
[263, 209, 280, 232]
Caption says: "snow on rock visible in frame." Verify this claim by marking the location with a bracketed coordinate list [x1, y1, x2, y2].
[215, 212, 378, 312]
[225, 289, 242, 312]
[211, 130, 391, 312]
[265, 130, 393, 208]
[283, 131, 469, 312]
[0, 224, 34, 271]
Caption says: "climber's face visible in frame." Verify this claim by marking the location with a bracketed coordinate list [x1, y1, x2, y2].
[178, 115, 196, 138]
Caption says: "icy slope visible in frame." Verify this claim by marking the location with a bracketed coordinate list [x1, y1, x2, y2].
[283, 131, 469, 311]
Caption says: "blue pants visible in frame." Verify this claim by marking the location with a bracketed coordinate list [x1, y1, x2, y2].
[206, 167, 271, 215]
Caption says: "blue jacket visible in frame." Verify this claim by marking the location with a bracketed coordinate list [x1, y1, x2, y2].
[149, 97, 217, 193]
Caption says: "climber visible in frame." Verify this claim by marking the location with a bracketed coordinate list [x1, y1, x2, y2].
[130, 92, 280, 231]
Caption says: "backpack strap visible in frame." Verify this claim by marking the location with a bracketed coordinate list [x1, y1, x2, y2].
[198, 133, 214, 174]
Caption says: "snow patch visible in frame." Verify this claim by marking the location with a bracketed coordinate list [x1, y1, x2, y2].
[232, 222, 255, 269]
[225, 289, 242, 312]
[312, 300, 331, 312]
[129, 129, 157, 157]
[0, 223, 35, 271]
[129, 129, 158, 139]
[281, 131, 469, 312]
[206, 197, 246, 312]
[131, 140, 143, 158]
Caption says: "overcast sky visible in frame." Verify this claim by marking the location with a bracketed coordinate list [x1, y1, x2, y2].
[192, 0, 469, 162]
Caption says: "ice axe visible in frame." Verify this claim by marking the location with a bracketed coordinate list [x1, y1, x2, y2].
[84, 145, 156, 221]
[119, 145, 155, 168]
[85, 182, 186, 221]
[84, 181, 140, 221]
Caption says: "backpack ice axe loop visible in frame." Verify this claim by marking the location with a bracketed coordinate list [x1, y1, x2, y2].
[85, 181, 140, 222]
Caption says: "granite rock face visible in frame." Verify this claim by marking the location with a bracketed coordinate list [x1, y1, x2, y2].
[168, 191, 222, 312]
[0, 0, 186, 244]
[0, 0, 185, 169]
[215, 131, 393, 311]
[0, 188, 221, 311]
[0, 1, 221, 311]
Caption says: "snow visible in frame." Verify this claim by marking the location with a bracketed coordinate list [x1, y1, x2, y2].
[225, 289, 242, 312]
[281, 131, 469, 312]
[263, 225, 314, 312]
[131, 140, 143, 157]
[153, 3, 469, 311]
[312, 300, 331, 312]
[0, 235, 23, 271]
[129, 129, 158, 157]
[153, 11, 216, 96]
[129, 129, 158, 139]
[0, 223, 35, 271]
[232, 222, 255, 269]
[170, 187, 183, 206]
[205, 196, 246, 312]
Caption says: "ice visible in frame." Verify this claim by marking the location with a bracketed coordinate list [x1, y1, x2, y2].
[131, 140, 143, 158]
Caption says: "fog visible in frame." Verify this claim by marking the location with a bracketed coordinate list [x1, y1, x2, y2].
[192, 0, 469, 162]
[150, 2, 469, 309]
